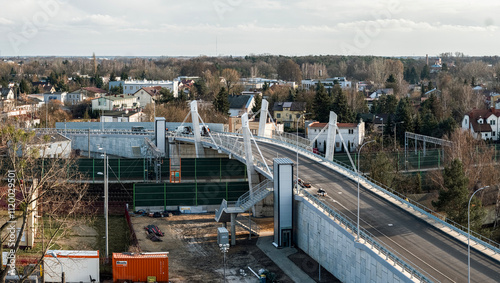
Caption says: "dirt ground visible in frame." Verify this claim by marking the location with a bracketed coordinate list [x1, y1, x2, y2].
[130, 213, 292, 282]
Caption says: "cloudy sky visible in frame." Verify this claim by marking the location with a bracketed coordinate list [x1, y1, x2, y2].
[0, 0, 498, 57]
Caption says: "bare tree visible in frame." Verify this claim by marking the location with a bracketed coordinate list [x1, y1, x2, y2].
[0, 125, 91, 281]
[221, 68, 240, 95]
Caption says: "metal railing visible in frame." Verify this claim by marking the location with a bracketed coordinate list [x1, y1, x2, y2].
[215, 199, 228, 222]
[235, 179, 273, 210]
[34, 128, 154, 136]
[299, 188, 435, 283]
[252, 133, 500, 254]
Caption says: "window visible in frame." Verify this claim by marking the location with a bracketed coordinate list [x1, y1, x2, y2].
[491, 120, 496, 125]
[348, 129, 354, 134]
[336, 142, 340, 148]
[277, 113, 281, 118]
[494, 131, 496, 137]
[296, 114, 300, 118]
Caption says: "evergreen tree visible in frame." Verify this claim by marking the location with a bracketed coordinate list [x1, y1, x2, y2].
[213, 87, 229, 115]
[331, 86, 355, 123]
[394, 97, 413, 143]
[432, 159, 484, 227]
[287, 88, 296, 102]
[193, 80, 208, 99]
[252, 93, 262, 118]
[420, 64, 430, 80]
[313, 82, 330, 122]
[410, 67, 419, 84]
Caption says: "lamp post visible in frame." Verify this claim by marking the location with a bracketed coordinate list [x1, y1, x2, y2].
[48, 251, 65, 283]
[296, 113, 311, 192]
[219, 243, 230, 282]
[97, 148, 109, 260]
[394, 121, 404, 151]
[468, 185, 489, 283]
[357, 140, 375, 241]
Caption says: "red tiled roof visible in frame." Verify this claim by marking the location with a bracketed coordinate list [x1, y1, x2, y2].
[466, 108, 500, 133]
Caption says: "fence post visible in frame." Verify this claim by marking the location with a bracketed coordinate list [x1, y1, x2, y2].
[164, 183, 167, 211]
[418, 151, 420, 172]
[438, 149, 440, 168]
[143, 158, 146, 182]
[133, 183, 136, 211]
[118, 158, 121, 181]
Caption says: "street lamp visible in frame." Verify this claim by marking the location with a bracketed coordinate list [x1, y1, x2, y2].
[296, 113, 311, 192]
[97, 148, 109, 260]
[219, 243, 230, 282]
[48, 251, 65, 283]
[357, 140, 375, 241]
[468, 185, 489, 283]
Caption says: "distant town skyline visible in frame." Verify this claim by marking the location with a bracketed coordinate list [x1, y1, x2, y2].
[1, 0, 499, 57]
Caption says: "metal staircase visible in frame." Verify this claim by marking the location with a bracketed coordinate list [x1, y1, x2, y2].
[215, 179, 273, 223]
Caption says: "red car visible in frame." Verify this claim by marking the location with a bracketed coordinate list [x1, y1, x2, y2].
[298, 179, 311, 188]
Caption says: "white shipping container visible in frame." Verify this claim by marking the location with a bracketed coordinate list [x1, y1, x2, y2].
[44, 250, 99, 283]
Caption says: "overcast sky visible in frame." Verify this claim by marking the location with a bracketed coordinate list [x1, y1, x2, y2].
[0, 0, 499, 57]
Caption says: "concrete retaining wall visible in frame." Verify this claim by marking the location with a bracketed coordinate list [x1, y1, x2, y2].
[294, 195, 415, 283]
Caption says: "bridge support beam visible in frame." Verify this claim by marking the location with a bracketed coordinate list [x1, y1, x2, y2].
[325, 112, 337, 161]
[242, 113, 262, 216]
[230, 213, 236, 246]
[190, 100, 204, 158]
[258, 99, 269, 137]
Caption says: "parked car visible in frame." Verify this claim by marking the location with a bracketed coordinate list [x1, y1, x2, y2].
[175, 126, 192, 135]
[131, 126, 146, 132]
[298, 178, 311, 188]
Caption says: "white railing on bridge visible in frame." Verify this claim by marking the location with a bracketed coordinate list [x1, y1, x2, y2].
[34, 128, 154, 136]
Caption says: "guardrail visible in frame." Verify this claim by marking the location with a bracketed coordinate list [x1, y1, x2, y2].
[251, 133, 500, 254]
[34, 128, 154, 136]
[299, 188, 435, 283]
[174, 131, 500, 278]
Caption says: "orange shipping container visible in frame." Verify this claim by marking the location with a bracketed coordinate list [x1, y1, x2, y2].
[112, 252, 169, 283]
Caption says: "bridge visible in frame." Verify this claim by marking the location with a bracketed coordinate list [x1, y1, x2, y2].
[39, 101, 500, 282]
[171, 101, 500, 283]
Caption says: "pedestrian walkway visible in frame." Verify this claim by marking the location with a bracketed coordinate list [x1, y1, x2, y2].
[256, 234, 315, 283]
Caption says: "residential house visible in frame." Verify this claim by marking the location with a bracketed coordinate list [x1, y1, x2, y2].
[228, 116, 283, 136]
[365, 89, 394, 110]
[43, 92, 68, 104]
[67, 87, 107, 105]
[238, 77, 296, 91]
[307, 120, 365, 153]
[91, 95, 139, 111]
[131, 86, 161, 107]
[19, 133, 72, 158]
[272, 102, 307, 129]
[461, 108, 500, 141]
[228, 94, 255, 117]
[100, 110, 146, 122]
[109, 79, 179, 97]
[1, 88, 15, 100]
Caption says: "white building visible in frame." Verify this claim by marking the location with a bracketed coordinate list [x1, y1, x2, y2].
[43, 92, 68, 104]
[109, 79, 179, 97]
[461, 108, 500, 141]
[101, 110, 146, 122]
[24, 133, 72, 158]
[1, 88, 15, 100]
[238, 77, 296, 91]
[67, 87, 107, 105]
[301, 77, 352, 90]
[131, 87, 161, 107]
[91, 95, 139, 111]
[307, 121, 365, 153]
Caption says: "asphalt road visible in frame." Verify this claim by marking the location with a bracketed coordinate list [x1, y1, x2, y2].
[256, 141, 500, 283]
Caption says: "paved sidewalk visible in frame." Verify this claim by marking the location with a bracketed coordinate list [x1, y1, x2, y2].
[256, 234, 315, 283]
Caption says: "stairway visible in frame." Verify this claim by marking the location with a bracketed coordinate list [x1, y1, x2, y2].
[215, 179, 273, 223]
